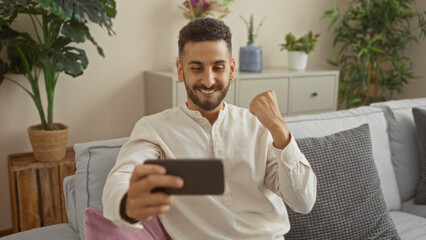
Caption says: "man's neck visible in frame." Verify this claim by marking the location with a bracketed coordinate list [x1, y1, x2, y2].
[186, 101, 224, 125]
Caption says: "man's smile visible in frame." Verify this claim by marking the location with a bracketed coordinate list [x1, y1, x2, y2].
[199, 88, 216, 94]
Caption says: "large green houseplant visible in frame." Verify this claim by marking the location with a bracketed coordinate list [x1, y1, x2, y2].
[0, 0, 116, 160]
[323, 0, 426, 108]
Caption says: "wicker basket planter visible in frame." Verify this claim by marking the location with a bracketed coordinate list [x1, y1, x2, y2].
[27, 123, 69, 162]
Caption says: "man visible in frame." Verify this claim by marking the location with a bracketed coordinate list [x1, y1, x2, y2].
[103, 18, 317, 239]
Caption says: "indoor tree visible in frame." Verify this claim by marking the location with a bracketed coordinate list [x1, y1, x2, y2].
[323, 0, 426, 108]
[0, 0, 116, 130]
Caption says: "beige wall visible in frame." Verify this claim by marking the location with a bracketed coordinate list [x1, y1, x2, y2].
[1, 0, 424, 231]
[404, 0, 426, 99]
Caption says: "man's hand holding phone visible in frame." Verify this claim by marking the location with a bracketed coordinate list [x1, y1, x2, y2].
[125, 164, 184, 222]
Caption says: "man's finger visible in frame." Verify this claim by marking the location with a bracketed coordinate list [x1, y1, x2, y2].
[249, 106, 254, 115]
[130, 164, 166, 183]
[128, 192, 174, 209]
[141, 193, 174, 207]
[136, 174, 184, 192]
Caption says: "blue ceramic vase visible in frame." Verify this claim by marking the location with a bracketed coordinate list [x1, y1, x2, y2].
[239, 43, 263, 72]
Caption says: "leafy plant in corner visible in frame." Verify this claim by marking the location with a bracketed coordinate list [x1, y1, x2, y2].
[0, 0, 117, 130]
[239, 14, 267, 45]
[279, 31, 320, 54]
[323, 0, 426, 109]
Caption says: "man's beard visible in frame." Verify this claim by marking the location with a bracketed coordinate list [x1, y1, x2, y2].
[183, 73, 231, 111]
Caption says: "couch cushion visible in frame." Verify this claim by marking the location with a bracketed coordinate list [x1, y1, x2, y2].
[73, 137, 129, 240]
[286, 106, 401, 211]
[390, 211, 426, 239]
[371, 98, 426, 202]
[285, 124, 399, 239]
[0, 223, 79, 240]
[413, 107, 426, 204]
[402, 198, 426, 218]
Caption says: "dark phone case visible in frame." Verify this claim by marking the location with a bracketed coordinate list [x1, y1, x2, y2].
[144, 159, 224, 195]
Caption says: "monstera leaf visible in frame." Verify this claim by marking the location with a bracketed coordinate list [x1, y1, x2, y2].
[31, 0, 114, 34]
[35, 0, 70, 20]
[43, 46, 88, 77]
[57, 0, 114, 34]
[61, 21, 88, 43]
[0, 0, 32, 20]
[61, 21, 104, 56]
[0, 24, 20, 46]
[0, 25, 37, 74]
[103, 0, 117, 19]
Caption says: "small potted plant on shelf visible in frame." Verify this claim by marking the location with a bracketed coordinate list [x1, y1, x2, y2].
[239, 14, 267, 72]
[179, 0, 234, 20]
[279, 31, 320, 71]
[0, 0, 116, 161]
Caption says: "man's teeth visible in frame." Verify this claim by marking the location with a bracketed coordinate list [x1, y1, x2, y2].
[200, 89, 215, 94]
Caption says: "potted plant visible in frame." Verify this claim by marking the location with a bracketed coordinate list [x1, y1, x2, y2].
[0, 0, 116, 161]
[279, 31, 320, 71]
[239, 14, 267, 72]
[179, 0, 234, 20]
[323, 0, 426, 109]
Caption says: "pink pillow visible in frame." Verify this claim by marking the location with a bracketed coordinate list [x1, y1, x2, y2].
[84, 208, 171, 240]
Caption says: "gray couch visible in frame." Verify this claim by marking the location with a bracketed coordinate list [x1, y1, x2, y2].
[3, 98, 426, 240]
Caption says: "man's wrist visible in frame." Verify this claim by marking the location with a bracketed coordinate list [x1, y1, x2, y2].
[119, 192, 138, 224]
[270, 124, 291, 150]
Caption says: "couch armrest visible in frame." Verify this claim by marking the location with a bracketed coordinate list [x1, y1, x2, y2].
[64, 175, 78, 233]
[0, 223, 79, 240]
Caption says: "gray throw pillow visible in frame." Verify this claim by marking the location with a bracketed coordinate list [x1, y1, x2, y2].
[413, 107, 426, 204]
[285, 124, 400, 239]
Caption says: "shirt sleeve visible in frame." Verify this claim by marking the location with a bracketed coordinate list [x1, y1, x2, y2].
[264, 133, 317, 214]
[102, 120, 163, 230]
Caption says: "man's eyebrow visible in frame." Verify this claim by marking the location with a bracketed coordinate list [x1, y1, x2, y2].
[188, 60, 227, 65]
[188, 60, 203, 65]
[213, 60, 227, 64]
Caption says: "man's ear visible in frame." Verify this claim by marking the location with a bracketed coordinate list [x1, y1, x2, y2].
[177, 60, 184, 83]
[230, 58, 236, 80]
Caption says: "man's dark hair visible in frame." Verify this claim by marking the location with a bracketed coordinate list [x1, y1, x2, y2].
[178, 17, 232, 58]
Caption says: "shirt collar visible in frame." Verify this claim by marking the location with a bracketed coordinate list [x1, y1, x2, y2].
[180, 102, 228, 126]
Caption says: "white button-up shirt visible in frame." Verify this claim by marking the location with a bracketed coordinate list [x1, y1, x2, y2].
[102, 102, 317, 240]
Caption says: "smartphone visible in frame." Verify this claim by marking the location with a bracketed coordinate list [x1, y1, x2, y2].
[144, 159, 224, 195]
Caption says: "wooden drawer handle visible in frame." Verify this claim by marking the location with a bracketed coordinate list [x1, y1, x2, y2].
[311, 92, 318, 97]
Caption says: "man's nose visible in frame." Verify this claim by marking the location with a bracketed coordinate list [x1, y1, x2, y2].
[201, 69, 215, 88]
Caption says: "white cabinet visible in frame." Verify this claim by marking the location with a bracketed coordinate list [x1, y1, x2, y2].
[237, 78, 289, 114]
[144, 68, 339, 116]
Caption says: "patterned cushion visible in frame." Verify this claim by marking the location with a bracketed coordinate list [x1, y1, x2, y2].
[413, 107, 426, 204]
[286, 106, 400, 211]
[285, 124, 400, 239]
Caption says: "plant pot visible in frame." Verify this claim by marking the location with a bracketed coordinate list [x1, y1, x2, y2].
[28, 123, 69, 161]
[239, 43, 263, 72]
[288, 51, 309, 71]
